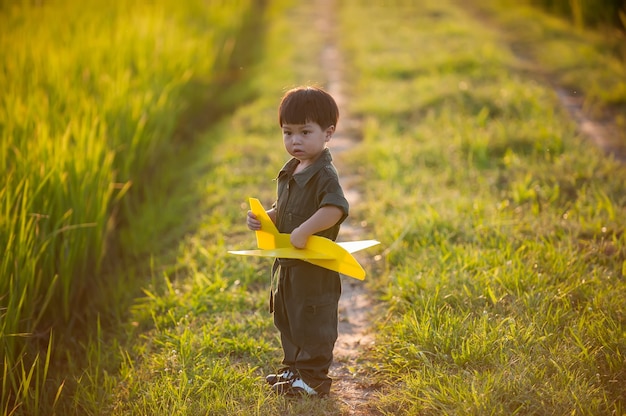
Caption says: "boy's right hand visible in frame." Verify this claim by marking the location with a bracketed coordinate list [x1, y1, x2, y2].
[246, 210, 261, 231]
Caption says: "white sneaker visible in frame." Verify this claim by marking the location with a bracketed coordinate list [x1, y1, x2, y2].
[272, 377, 318, 396]
[265, 368, 295, 385]
[291, 378, 317, 395]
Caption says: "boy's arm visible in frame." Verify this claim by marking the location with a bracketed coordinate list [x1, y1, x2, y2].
[267, 208, 277, 224]
[290, 205, 343, 249]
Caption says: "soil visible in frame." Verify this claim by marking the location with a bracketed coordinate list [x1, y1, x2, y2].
[555, 87, 626, 162]
[314, 0, 383, 414]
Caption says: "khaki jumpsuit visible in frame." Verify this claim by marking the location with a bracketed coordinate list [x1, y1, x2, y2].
[271, 148, 349, 395]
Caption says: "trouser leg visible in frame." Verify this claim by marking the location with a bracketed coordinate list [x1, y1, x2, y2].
[273, 262, 341, 395]
[280, 332, 298, 370]
[293, 341, 335, 395]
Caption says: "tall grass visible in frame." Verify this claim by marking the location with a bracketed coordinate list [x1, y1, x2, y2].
[524, 0, 626, 30]
[0, 0, 255, 413]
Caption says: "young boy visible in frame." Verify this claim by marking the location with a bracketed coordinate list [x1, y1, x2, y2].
[246, 86, 349, 397]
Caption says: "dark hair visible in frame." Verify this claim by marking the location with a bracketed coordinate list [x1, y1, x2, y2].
[278, 86, 339, 129]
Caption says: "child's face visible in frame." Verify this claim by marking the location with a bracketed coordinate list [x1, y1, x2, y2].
[281, 121, 334, 166]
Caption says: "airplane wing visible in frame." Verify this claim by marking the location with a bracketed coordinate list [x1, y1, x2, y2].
[337, 240, 380, 253]
[227, 248, 334, 259]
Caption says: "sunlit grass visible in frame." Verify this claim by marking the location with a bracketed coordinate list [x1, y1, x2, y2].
[62, 0, 355, 414]
[0, 0, 255, 413]
[4, 0, 625, 413]
[478, 0, 626, 111]
[339, 0, 626, 414]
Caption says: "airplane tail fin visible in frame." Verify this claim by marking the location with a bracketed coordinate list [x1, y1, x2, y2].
[249, 198, 282, 249]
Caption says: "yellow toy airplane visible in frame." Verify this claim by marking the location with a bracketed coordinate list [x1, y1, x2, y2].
[228, 198, 380, 280]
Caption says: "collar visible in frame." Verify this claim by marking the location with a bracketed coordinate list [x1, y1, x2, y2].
[277, 148, 333, 188]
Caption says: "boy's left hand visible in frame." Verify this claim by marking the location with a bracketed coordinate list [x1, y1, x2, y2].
[246, 211, 261, 231]
[290, 226, 309, 249]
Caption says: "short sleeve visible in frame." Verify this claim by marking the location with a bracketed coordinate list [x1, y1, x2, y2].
[318, 166, 349, 225]
[320, 192, 349, 225]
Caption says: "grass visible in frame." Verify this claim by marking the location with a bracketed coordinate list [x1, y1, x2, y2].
[3, 0, 625, 414]
[515, 0, 626, 30]
[477, 1, 626, 123]
[0, 0, 258, 414]
[339, 0, 626, 414]
[48, 0, 353, 414]
[75, 3, 368, 413]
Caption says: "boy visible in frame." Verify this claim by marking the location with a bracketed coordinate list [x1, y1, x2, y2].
[246, 86, 349, 397]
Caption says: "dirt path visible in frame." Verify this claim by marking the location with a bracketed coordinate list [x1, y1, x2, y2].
[313, 0, 382, 414]
[510, 40, 626, 162]
[465, 3, 626, 163]
[555, 87, 626, 162]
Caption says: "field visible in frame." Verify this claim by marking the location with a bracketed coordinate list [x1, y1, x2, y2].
[1, 0, 261, 413]
[1, 0, 625, 414]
